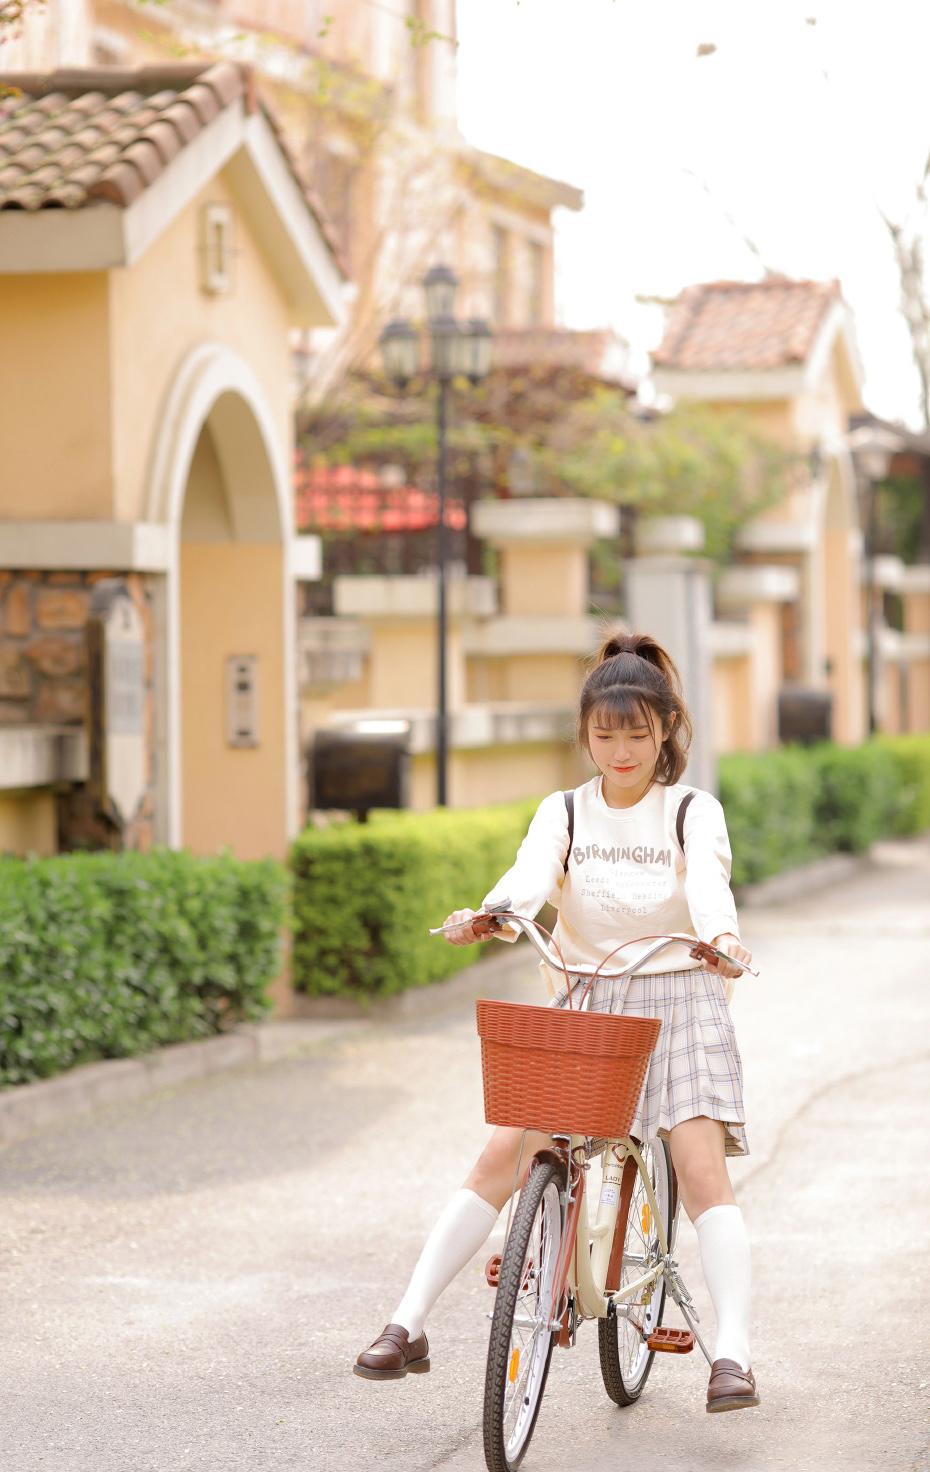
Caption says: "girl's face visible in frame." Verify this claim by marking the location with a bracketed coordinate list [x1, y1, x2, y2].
[587, 704, 672, 803]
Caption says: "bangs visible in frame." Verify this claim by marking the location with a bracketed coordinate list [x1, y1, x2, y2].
[587, 689, 656, 732]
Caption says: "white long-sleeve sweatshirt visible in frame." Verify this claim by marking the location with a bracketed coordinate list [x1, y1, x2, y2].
[481, 776, 741, 982]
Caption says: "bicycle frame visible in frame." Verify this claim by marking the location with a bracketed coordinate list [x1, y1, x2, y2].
[523, 1130, 713, 1365]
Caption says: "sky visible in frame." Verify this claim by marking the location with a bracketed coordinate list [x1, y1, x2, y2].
[455, 0, 930, 427]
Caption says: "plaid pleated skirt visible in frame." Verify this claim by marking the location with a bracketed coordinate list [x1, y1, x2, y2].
[551, 967, 749, 1158]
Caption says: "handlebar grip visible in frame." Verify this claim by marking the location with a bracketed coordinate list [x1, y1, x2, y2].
[471, 912, 504, 939]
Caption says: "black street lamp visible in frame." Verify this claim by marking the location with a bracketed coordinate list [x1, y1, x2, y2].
[378, 266, 493, 806]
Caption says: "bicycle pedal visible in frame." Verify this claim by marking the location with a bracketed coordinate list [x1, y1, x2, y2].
[485, 1253, 534, 1291]
[646, 1327, 694, 1353]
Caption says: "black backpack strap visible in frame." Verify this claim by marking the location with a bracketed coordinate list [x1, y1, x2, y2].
[676, 790, 697, 855]
[562, 790, 574, 874]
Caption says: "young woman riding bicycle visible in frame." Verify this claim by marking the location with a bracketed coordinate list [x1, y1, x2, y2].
[354, 631, 759, 1414]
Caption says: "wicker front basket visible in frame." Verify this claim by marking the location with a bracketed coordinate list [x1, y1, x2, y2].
[476, 998, 661, 1139]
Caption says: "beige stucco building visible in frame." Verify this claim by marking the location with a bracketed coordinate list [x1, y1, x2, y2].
[653, 278, 930, 750]
[2, 0, 586, 384]
[0, 60, 345, 858]
[0, 2, 600, 851]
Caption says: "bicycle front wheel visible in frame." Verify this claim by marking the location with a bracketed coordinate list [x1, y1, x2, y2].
[598, 1136, 674, 1406]
[483, 1155, 563, 1472]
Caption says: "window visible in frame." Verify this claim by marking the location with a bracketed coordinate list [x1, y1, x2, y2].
[200, 203, 234, 296]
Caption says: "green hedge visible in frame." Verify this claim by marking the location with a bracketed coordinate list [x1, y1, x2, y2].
[875, 733, 930, 834]
[720, 733, 930, 886]
[293, 735, 930, 997]
[291, 799, 538, 999]
[717, 747, 825, 885]
[0, 849, 287, 1088]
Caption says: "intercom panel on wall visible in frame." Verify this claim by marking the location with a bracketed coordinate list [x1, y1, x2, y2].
[226, 655, 259, 748]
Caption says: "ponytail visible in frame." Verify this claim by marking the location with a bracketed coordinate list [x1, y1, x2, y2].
[593, 630, 683, 697]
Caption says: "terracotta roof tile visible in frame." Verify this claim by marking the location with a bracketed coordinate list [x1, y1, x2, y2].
[67, 92, 109, 117]
[182, 81, 220, 127]
[141, 119, 183, 166]
[50, 181, 84, 206]
[652, 278, 842, 372]
[0, 60, 346, 271]
[93, 159, 144, 207]
[160, 100, 201, 145]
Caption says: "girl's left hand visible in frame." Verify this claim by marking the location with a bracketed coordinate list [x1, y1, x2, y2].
[709, 932, 753, 980]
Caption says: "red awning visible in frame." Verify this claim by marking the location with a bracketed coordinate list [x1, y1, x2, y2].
[295, 458, 466, 533]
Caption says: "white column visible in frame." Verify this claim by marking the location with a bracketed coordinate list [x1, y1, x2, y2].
[625, 554, 716, 793]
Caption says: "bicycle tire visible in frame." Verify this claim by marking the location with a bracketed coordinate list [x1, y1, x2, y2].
[598, 1137, 674, 1406]
[483, 1156, 562, 1472]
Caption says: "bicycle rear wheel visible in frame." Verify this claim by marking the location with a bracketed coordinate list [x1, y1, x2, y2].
[598, 1137, 673, 1405]
[483, 1155, 563, 1472]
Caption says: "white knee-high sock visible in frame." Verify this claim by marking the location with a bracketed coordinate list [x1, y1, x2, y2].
[693, 1203, 752, 1371]
[393, 1188, 500, 1338]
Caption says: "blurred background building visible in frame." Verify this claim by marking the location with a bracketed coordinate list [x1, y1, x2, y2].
[1, 0, 928, 856]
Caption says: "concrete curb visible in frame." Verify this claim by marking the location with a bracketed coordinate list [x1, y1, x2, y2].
[0, 1020, 355, 1150]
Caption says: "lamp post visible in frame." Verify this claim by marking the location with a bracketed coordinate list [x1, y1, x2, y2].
[848, 426, 896, 736]
[378, 266, 493, 806]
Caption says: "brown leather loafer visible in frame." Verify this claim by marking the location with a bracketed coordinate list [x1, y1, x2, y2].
[353, 1323, 430, 1381]
[706, 1358, 760, 1412]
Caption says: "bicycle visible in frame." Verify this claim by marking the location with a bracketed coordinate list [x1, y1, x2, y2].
[431, 901, 758, 1472]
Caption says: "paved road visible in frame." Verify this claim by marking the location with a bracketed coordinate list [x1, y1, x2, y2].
[1, 838, 929, 1472]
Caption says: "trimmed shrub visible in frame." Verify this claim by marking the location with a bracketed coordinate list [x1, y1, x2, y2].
[0, 849, 287, 1088]
[718, 747, 825, 887]
[808, 740, 901, 853]
[875, 733, 930, 834]
[719, 735, 930, 884]
[290, 799, 538, 999]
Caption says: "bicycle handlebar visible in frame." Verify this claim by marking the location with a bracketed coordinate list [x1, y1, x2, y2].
[429, 900, 759, 981]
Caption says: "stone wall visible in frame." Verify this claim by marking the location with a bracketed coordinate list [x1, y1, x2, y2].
[0, 570, 157, 852]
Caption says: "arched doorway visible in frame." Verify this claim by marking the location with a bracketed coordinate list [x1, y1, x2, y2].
[149, 345, 298, 857]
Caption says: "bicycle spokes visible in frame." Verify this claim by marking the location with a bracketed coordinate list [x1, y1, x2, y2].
[485, 1160, 564, 1472]
[502, 1219, 555, 1441]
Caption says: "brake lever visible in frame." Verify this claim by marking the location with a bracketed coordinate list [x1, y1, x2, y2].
[428, 916, 506, 937]
[428, 896, 512, 938]
[689, 940, 759, 977]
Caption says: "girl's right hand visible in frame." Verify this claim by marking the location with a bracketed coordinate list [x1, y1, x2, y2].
[443, 908, 488, 945]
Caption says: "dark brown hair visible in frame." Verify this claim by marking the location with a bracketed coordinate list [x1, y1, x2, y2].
[578, 630, 693, 785]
